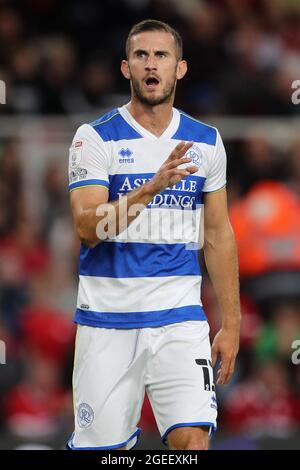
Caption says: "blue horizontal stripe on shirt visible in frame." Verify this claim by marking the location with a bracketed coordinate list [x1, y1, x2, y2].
[108, 173, 205, 210]
[79, 242, 201, 278]
[74, 305, 207, 329]
[69, 179, 109, 191]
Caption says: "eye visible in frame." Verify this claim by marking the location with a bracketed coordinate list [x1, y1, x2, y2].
[136, 51, 147, 58]
[157, 52, 167, 58]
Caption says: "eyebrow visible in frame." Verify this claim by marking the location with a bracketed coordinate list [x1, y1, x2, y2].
[133, 49, 170, 56]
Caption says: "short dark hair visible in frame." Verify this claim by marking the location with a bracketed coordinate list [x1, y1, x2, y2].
[126, 19, 183, 61]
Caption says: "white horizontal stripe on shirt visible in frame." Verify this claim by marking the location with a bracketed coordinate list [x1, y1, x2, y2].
[77, 274, 202, 313]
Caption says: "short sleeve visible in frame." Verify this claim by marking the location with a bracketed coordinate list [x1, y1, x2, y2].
[202, 130, 227, 193]
[68, 123, 110, 192]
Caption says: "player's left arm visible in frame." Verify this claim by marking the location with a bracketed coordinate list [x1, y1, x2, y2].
[202, 186, 241, 385]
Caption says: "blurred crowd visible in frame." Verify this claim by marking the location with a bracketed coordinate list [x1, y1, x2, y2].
[1, 0, 300, 116]
[0, 0, 300, 450]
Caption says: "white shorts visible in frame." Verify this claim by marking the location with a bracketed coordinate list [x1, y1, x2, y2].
[67, 320, 217, 450]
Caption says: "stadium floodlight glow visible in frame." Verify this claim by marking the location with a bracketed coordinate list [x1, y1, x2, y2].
[0, 80, 6, 104]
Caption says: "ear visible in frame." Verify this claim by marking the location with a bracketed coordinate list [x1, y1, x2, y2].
[176, 60, 187, 80]
[121, 60, 131, 80]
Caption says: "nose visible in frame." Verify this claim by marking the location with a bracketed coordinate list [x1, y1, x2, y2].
[145, 53, 157, 71]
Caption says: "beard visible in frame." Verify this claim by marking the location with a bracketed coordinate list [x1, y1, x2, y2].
[130, 74, 177, 106]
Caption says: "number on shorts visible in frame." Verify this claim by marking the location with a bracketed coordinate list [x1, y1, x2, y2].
[195, 359, 215, 392]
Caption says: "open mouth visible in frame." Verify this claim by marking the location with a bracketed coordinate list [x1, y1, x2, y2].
[145, 77, 160, 89]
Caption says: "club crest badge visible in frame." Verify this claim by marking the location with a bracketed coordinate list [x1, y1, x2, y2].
[185, 145, 202, 168]
[77, 403, 94, 428]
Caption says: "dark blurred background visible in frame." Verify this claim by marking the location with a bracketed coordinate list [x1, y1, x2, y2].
[0, 0, 300, 450]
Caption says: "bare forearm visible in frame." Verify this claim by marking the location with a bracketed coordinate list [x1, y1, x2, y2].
[203, 228, 241, 327]
[77, 182, 156, 247]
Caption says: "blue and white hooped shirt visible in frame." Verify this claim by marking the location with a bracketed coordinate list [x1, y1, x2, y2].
[68, 105, 227, 329]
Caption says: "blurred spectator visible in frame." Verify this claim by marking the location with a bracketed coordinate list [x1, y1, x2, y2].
[0, 214, 49, 336]
[21, 302, 74, 362]
[3, 303, 75, 439]
[39, 37, 78, 114]
[0, 0, 299, 116]
[182, 2, 227, 114]
[0, 139, 23, 236]
[230, 181, 300, 279]
[223, 360, 300, 438]
[62, 55, 123, 114]
[5, 354, 71, 439]
[254, 301, 300, 364]
[41, 162, 69, 237]
[235, 135, 284, 195]
[0, 216, 49, 286]
[9, 44, 42, 114]
[0, 319, 24, 426]
[287, 138, 300, 197]
[0, 6, 24, 64]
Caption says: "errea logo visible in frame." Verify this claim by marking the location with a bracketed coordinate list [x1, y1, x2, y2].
[118, 148, 134, 164]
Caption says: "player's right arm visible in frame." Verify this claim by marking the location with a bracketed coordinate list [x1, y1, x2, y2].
[69, 126, 197, 248]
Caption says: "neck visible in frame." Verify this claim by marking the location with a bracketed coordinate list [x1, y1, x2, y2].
[126, 97, 174, 137]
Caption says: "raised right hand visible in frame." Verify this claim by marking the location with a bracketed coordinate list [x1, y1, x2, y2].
[148, 141, 199, 195]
